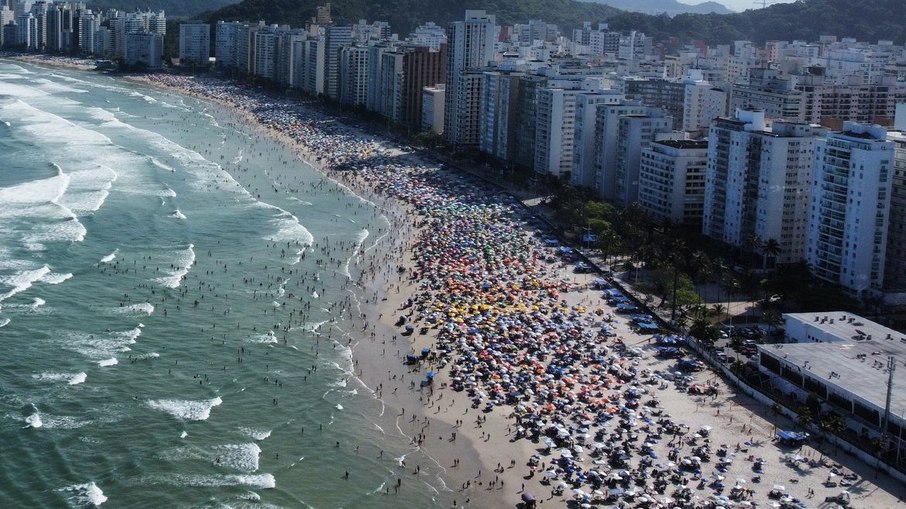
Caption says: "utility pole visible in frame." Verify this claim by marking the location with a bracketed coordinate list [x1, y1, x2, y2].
[880, 356, 896, 471]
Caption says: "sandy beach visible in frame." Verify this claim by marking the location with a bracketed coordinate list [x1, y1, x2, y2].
[79, 71, 906, 509]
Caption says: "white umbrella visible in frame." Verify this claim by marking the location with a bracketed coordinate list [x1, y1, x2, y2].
[574, 445, 585, 453]
[560, 449, 573, 458]
[544, 470, 558, 478]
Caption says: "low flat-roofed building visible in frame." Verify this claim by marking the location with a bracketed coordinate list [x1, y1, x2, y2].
[757, 311, 906, 466]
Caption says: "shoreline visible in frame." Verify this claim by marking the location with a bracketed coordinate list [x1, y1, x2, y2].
[122, 72, 504, 506]
[10, 59, 905, 509]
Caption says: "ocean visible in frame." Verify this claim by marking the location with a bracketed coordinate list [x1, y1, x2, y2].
[0, 60, 450, 508]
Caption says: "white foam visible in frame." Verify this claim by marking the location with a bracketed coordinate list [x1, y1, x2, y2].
[98, 358, 118, 367]
[0, 265, 51, 303]
[33, 372, 86, 385]
[336, 404, 343, 410]
[133, 352, 159, 360]
[30, 297, 46, 309]
[146, 396, 222, 421]
[250, 331, 278, 344]
[58, 482, 107, 507]
[40, 272, 72, 285]
[214, 443, 261, 472]
[144, 473, 275, 489]
[112, 303, 154, 315]
[169, 209, 186, 220]
[0, 318, 9, 328]
[60, 327, 141, 359]
[100, 249, 118, 264]
[24, 412, 42, 428]
[154, 244, 195, 289]
[263, 209, 314, 246]
[180, 430, 188, 439]
[239, 427, 272, 441]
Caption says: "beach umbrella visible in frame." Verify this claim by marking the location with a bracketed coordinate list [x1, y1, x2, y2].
[544, 470, 558, 479]
[521, 492, 535, 503]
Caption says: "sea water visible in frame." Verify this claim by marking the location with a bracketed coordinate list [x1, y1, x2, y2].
[0, 60, 449, 508]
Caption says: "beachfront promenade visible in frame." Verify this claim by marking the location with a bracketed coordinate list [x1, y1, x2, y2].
[122, 72, 905, 509]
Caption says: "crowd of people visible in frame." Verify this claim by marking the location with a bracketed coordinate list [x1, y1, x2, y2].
[140, 74, 871, 509]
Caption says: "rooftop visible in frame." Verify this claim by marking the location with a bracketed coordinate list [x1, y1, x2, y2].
[654, 139, 708, 150]
[762, 312, 906, 419]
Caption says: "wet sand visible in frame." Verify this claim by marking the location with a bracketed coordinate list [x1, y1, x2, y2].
[119, 72, 906, 509]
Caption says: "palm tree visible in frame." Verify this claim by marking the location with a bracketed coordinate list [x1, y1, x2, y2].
[746, 234, 764, 271]
[711, 303, 726, 318]
[762, 238, 782, 270]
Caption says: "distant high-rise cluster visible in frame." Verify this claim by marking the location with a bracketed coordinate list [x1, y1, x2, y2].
[200, 9, 906, 304]
[0, 1, 164, 68]
[4, 4, 892, 302]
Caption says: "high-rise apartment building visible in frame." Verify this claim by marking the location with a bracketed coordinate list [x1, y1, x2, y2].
[884, 132, 906, 302]
[324, 24, 352, 100]
[443, 10, 497, 148]
[704, 109, 824, 266]
[807, 123, 894, 297]
[613, 112, 674, 207]
[179, 22, 210, 66]
[638, 139, 709, 225]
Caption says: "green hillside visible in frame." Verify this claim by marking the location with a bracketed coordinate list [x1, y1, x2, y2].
[605, 0, 906, 44]
[204, 0, 906, 44]
[87, 0, 239, 19]
[206, 0, 619, 34]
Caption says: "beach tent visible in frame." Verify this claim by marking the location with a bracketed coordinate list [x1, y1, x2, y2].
[776, 430, 809, 445]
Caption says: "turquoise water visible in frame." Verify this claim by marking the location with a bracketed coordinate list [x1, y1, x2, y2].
[0, 61, 449, 508]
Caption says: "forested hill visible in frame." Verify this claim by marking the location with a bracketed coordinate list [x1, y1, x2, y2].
[604, 0, 906, 44]
[87, 0, 239, 18]
[204, 0, 906, 44]
[205, 0, 619, 35]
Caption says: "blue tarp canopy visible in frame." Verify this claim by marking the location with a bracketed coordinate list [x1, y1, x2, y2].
[776, 430, 809, 442]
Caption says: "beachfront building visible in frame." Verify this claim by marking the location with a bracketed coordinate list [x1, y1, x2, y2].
[443, 10, 497, 149]
[510, 74, 548, 170]
[757, 312, 906, 469]
[124, 31, 163, 70]
[421, 84, 445, 134]
[215, 20, 244, 69]
[77, 10, 99, 56]
[252, 27, 279, 80]
[703, 109, 824, 267]
[638, 139, 709, 225]
[301, 36, 326, 96]
[533, 84, 581, 178]
[592, 100, 663, 201]
[885, 132, 906, 304]
[375, 44, 446, 132]
[612, 112, 675, 208]
[179, 22, 210, 67]
[806, 122, 894, 298]
[479, 69, 523, 162]
[324, 24, 352, 101]
[571, 89, 625, 189]
[339, 45, 370, 108]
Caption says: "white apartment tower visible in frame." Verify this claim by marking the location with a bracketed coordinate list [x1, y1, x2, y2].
[638, 139, 709, 225]
[179, 22, 210, 66]
[884, 132, 906, 302]
[534, 86, 580, 177]
[807, 123, 894, 297]
[704, 109, 824, 266]
[612, 112, 674, 207]
[443, 10, 497, 147]
[571, 90, 625, 189]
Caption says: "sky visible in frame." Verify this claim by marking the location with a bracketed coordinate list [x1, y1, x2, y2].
[681, 0, 797, 12]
